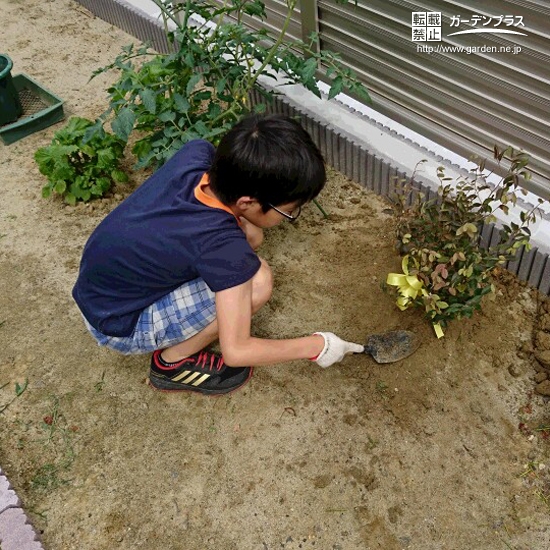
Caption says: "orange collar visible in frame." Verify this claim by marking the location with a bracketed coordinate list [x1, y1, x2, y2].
[194, 173, 239, 222]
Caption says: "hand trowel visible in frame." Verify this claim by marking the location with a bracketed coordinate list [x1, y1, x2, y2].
[363, 330, 420, 363]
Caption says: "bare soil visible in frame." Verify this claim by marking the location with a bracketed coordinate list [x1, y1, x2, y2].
[1, 2, 549, 549]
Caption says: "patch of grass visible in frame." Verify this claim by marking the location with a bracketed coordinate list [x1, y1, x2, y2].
[498, 538, 516, 550]
[493, 522, 519, 550]
[519, 461, 538, 478]
[534, 489, 550, 509]
[517, 458, 550, 519]
[366, 435, 378, 450]
[31, 463, 71, 492]
[94, 370, 106, 392]
[27, 507, 49, 523]
[31, 395, 77, 493]
[375, 380, 390, 400]
[41, 395, 75, 451]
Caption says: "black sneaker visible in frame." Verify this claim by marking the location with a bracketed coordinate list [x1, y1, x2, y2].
[148, 349, 253, 395]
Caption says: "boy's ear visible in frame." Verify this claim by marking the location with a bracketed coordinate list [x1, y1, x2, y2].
[234, 196, 261, 211]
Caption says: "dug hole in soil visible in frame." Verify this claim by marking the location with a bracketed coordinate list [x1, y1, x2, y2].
[1, 1, 549, 549]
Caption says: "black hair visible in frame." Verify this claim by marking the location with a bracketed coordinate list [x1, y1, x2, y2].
[208, 113, 326, 211]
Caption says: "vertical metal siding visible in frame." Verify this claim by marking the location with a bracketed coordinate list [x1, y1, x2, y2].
[316, 0, 550, 199]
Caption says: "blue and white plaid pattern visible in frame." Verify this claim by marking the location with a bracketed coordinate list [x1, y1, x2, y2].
[84, 278, 217, 354]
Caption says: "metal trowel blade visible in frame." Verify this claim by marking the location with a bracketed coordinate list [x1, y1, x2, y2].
[364, 330, 420, 364]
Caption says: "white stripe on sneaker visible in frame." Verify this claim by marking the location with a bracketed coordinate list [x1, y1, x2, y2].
[191, 374, 211, 386]
[172, 370, 191, 382]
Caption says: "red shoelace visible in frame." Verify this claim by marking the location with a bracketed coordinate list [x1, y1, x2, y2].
[154, 350, 225, 372]
[192, 351, 225, 371]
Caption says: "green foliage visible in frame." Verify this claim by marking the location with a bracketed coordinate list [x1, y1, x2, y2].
[92, 0, 370, 169]
[31, 395, 76, 493]
[390, 147, 546, 331]
[35, 117, 128, 205]
[0, 378, 28, 414]
[15, 379, 28, 397]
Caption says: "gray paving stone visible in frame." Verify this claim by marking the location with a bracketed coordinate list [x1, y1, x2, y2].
[0, 472, 21, 514]
[0, 508, 43, 550]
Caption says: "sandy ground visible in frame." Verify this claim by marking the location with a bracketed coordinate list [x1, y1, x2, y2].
[1, 1, 550, 549]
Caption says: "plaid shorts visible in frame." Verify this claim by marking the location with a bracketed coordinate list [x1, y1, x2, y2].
[83, 278, 217, 355]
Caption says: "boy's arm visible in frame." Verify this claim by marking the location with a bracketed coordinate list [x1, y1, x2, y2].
[216, 280, 325, 366]
[239, 217, 263, 250]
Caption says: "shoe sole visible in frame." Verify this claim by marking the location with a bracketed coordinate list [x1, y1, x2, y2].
[147, 368, 253, 396]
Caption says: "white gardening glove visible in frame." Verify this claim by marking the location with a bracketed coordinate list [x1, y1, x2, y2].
[312, 332, 365, 368]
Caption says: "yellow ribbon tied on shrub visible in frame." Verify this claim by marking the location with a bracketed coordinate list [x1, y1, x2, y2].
[386, 256, 444, 339]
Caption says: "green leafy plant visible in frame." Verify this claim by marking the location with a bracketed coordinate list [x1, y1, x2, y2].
[91, 0, 370, 169]
[35, 117, 128, 205]
[387, 147, 546, 336]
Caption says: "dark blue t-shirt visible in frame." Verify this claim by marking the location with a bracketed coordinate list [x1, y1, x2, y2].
[72, 140, 261, 337]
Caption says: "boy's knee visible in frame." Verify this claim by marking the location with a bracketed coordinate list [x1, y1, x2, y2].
[252, 257, 273, 310]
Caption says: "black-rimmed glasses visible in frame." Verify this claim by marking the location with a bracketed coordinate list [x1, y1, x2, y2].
[268, 203, 302, 222]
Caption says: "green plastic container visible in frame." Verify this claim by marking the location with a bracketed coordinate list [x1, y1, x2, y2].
[0, 74, 65, 145]
[0, 54, 23, 126]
